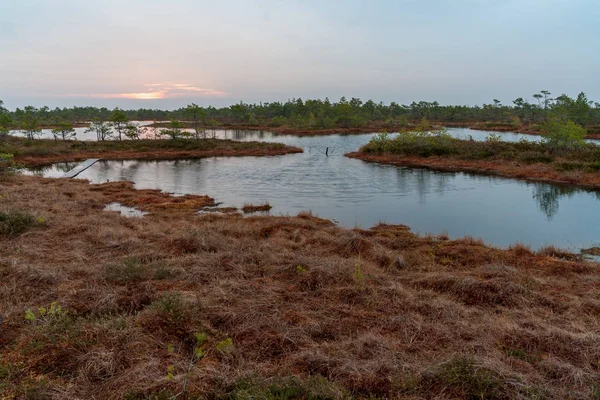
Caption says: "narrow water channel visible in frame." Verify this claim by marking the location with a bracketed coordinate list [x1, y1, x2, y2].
[29, 128, 600, 251]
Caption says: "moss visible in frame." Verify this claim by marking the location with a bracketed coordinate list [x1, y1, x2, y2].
[224, 376, 347, 400]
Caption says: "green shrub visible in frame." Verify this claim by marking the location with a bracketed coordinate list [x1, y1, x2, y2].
[585, 161, 600, 172]
[270, 116, 288, 127]
[104, 257, 145, 284]
[518, 152, 554, 164]
[362, 129, 600, 172]
[542, 118, 586, 148]
[152, 293, 186, 322]
[485, 133, 502, 142]
[0, 210, 42, 237]
[367, 129, 456, 157]
[413, 357, 508, 399]
[224, 376, 345, 400]
[216, 338, 234, 355]
[369, 132, 391, 152]
[0, 153, 16, 175]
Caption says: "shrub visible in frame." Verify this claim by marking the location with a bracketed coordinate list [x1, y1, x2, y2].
[216, 338, 234, 355]
[415, 117, 431, 131]
[517, 152, 553, 164]
[104, 257, 146, 284]
[485, 133, 502, 142]
[152, 293, 187, 323]
[368, 132, 391, 152]
[367, 129, 455, 157]
[542, 118, 586, 148]
[0, 209, 42, 237]
[399, 114, 409, 127]
[412, 357, 524, 399]
[510, 116, 522, 127]
[0, 153, 16, 175]
[361, 129, 600, 173]
[159, 121, 190, 140]
[270, 116, 288, 127]
[224, 376, 345, 400]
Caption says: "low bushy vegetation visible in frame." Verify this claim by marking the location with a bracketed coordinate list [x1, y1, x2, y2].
[0, 153, 15, 174]
[0, 209, 44, 237]
[365, 126, 598, 168]
[0, 136, 301, 167]
[1, 175, 599, 398]
[355, 122, 600, 187]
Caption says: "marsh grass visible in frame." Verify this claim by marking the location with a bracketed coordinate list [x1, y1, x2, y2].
[418, 357, 506, 398]
[0, 209, 43, 237]
[1, 175, 600, 399]
[224, 376, 347, 400]
[363, 130, 600, 171]
[241, 202, 272, 213]
[0, 136, 302, 167]
[352, 130, 600, 188]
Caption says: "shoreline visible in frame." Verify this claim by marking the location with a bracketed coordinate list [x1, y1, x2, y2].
[132, 120, 600, 139]
[2, 137, 302, 167]
[19, 121, 600, 140]
[442, 121, 600, 140]
[346, 151, 600, 190]
[17, 146, 303, 168]
[146, 122, 431, 136]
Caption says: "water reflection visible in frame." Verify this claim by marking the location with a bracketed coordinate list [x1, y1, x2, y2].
[532, 184, 577, 220]
[24, 129, 600, 250]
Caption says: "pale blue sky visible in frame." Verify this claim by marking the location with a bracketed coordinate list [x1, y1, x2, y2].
[1, 0, 598, 109]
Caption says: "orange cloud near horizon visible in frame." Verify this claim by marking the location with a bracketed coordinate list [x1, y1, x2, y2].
[63, 83, 227, 99]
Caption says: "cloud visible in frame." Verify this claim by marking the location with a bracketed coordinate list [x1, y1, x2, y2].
[63, 83, 227, 100]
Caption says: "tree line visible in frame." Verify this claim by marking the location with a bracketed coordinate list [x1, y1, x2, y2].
[1, 91, 599, 141]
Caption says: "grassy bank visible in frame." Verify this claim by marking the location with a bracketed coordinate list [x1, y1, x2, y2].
[146, 120, 445, 136]
[1, 174, 599, 398]
[441, 121, 600, 140]
[348, 131, 600, 188]
[0, 137, 302, 167]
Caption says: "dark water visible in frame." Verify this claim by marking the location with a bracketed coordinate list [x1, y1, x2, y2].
[30, 128, 600, 251]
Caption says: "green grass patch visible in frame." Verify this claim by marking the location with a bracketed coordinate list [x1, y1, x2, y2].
[224, 376, 347, 400]
[362, 130, 600, 170]
[103, 256, 175, 284]
[399, 356, 542, 399]
[0, 210, 44, 237]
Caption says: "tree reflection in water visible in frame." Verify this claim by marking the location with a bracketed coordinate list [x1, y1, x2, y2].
[532, 184, 577, 220]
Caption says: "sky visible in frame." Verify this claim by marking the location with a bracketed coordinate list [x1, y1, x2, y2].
[1, 0, 599, 110]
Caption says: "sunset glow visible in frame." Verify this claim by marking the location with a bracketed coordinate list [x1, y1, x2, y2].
[64, 83, 227, 100]
[119, 91, 166, 100]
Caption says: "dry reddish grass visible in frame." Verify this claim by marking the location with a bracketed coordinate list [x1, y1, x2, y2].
[16, 147, 303, 168]
[347, 152, 600, 189]
[89, 181, 215, 213]
[1, 175, 600, 399]
[2, 137, 302, 168]
[241, 203, 272, 214]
